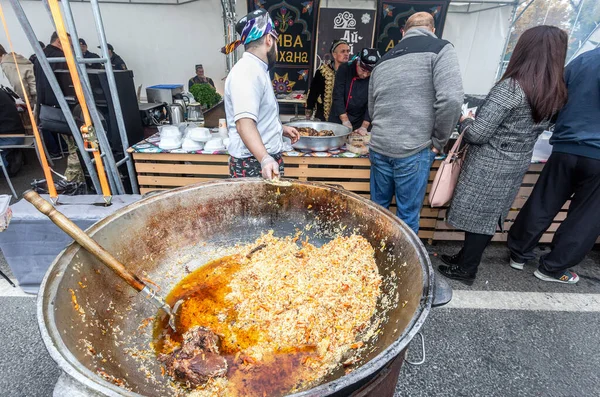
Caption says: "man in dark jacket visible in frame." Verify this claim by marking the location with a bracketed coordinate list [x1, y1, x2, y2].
[328, 48, 380, 132]
[34, 31, 68, 158]
[34, 32, 84, 181]
[0, 88, 25, 175]
[34, 32, 67, 109]
[102, 44, 127, 70]
[79, 38, 101, 69]
[28, 41, 45, 65]
[305, 40, 350, 121]
[508, 47, 600, 284]
[188, 64, 215, 89]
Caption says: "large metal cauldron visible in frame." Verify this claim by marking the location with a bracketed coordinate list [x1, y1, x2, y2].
[38, 179, 435, 397]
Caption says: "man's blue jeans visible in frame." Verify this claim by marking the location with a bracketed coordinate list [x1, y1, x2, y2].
[369, 148, 436, 234]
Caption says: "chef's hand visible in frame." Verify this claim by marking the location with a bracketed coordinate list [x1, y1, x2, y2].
[283, 125, 300, 144]
[355, 126, 368, 136]
[342, 120, 352, 129]
[260, 154, 280, 180]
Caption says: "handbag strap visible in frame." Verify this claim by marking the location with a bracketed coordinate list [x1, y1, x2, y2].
[444, 132, 465, 163]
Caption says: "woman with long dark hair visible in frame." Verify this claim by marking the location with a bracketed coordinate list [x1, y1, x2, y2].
[438, 25, 569, 285]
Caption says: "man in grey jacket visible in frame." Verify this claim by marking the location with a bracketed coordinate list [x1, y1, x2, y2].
[368, 12, 463, 234]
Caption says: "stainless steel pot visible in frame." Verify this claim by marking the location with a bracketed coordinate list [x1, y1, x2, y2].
[187, 103, 203, 122]
[38, 179, 447, 397]
[286, 121, 351, 152]
[168, 103, 184, 125]
[173, 99, 187, 116]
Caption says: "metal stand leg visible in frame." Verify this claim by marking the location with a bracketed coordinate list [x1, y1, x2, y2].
[0, 269, 16, 288]
[87, 0, 139, 194]
[39, 131, 55, 167]
[57, 0, 125, 195]
[0, 151, 18, 199]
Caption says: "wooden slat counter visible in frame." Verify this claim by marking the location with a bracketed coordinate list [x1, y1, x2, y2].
[133, 152, 572, 243]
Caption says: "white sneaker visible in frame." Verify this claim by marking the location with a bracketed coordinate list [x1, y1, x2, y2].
[510, 258, 524, 270]
[534, 269, 579, 284]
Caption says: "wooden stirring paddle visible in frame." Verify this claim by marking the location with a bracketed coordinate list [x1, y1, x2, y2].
[24, 190, 180, 331]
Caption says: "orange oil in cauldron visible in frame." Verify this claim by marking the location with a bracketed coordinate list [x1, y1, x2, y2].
[153, 256, 319, 396]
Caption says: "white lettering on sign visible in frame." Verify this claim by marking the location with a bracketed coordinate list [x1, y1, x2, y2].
[341, 30, 364, 53]
[334, 11, 356, 30]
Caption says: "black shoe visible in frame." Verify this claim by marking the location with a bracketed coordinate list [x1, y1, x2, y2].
[438, 264, 476, 286]
[441, 253, 461, 266]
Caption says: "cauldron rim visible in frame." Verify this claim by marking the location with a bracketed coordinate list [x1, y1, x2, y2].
[37, 178, 434, 397]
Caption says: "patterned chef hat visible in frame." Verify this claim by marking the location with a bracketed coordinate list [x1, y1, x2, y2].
[221, 9, 278, 55]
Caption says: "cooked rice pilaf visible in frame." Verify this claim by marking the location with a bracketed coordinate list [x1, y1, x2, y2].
[185, 231, 382, 396]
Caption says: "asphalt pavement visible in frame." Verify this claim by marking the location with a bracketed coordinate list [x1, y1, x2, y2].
[0, 151, 599, 397]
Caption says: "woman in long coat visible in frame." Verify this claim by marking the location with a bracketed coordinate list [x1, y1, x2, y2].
[439, 25, 569, 285]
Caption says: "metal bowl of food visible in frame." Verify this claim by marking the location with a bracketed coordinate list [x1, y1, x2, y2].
[286, 121, 351, 152]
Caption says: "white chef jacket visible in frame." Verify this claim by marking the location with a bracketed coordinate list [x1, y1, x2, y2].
[225, 52, 283, 159]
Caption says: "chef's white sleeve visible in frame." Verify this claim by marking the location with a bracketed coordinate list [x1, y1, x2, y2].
[230, 75, 262, 123]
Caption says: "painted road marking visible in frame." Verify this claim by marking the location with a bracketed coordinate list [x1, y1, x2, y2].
[0, 280, 32, 297]
[2, 279, 600, 312]
[445, 290, 600, 312]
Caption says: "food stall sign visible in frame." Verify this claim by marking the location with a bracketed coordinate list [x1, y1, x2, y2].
[315, 9, 376, 70]
[248, 0, 321, 96]
[375, 0, 450, 55]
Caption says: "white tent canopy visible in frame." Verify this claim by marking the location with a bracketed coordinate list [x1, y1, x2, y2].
[4, 0, 517, 96]
[445, 0, 517, 94]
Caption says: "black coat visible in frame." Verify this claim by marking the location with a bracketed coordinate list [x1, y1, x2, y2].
[0, 89, 25, 135]
[33, 44, 67, 107]
[188, 76, 215, 89]
[110, 53, 127, 70]
[328, 60, 371, 130]
[306, 63, 335, 122]
[83, 50, 102, 69]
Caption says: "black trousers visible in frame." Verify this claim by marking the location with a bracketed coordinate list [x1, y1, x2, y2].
[456, 231, 494, 274]
[508, 152, 600, 274]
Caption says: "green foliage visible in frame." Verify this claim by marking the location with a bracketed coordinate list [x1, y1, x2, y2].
[189, 83, 222, 109]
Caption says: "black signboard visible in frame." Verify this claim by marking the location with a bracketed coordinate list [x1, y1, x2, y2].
[375, 0, 450, 55]
[315, 9, 376, 69]
[247, 0, 321, 95]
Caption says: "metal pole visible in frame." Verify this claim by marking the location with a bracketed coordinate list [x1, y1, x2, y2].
[495, 0, 534, 80]
[46, 57, 110, 64]
[542, 0, 551, 25]
[59, 0, 125, 195]
[41, 0, 121, 195]
[221, 0, 231, 72]
[8, 0, 102, 194]
[569, 0, 585, 37]
[568, 22, 600, 64]
[89, 0, 140, 194]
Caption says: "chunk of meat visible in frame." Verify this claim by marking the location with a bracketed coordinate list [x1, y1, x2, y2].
[158, 326, 228, 387]
[297, 127, 335, 137]
[297, 127, 318, 137]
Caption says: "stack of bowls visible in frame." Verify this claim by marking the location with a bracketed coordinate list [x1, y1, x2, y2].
[159, 125, 182, 150]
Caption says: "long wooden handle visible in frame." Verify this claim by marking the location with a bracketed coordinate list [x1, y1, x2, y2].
[24, 190, 145, 292]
